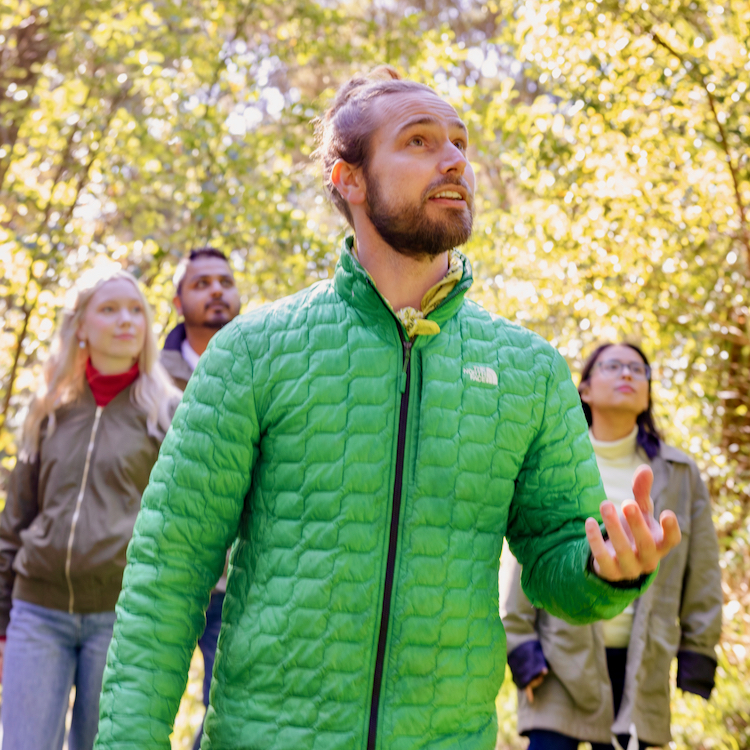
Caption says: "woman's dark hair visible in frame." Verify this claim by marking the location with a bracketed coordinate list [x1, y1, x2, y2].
[578, 342, 662, 460]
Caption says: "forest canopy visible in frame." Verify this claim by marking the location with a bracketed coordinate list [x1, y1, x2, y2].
[1, 1, 749, 746]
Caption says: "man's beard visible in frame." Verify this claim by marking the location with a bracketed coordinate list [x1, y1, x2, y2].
[182, 304, 232, 330]
[364, 172, 474, 259]
[201, 319, 228, 330]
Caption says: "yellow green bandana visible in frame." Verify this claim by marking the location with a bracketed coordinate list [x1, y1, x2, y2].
[394, 251, 463, 337]
[352, 242, 463, 338]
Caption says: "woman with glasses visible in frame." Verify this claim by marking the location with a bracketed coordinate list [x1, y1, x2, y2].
[499, 342, 722, 750]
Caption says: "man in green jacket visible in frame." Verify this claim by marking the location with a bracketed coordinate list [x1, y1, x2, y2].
[95, 67, 680, 750]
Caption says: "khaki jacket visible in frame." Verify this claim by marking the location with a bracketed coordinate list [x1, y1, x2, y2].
[499, 444, 722, 746]
[0, 384, 173, 633]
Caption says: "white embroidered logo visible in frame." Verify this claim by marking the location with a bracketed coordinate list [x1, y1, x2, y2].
[463, 366, 498, 386]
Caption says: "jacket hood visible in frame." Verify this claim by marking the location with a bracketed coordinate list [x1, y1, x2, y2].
[332, 235, 474, 340]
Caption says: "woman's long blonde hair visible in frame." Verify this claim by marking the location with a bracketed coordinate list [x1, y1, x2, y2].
[20, 266, 181, 460]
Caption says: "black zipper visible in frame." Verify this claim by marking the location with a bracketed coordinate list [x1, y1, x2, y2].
[367, 329, 413, 750]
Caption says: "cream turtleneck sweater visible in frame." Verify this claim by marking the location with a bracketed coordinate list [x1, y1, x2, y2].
[589, 425, 647, 648]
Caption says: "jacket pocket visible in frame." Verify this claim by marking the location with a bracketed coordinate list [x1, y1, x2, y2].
[638, 588, 681, 709]
[538, 612, 605, 712]
[16, 513, 63, 579]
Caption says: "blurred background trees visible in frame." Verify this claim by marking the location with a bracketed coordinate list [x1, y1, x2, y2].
[1, 0, 748, 747]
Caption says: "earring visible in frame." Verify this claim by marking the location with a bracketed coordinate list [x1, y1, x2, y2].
[79, 339, 86, 349]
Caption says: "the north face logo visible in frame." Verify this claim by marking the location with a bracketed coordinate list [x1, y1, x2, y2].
[463, 366, 498, 386]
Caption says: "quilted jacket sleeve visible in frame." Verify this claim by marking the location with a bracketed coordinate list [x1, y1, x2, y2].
[0, 453, 40, 635]
[96, 323, 260, 749]
[506, 348, 654, 625]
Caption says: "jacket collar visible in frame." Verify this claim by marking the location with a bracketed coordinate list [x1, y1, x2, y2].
[332, 236, 473, 342]
[163, 322, 187, 351]
[657, 443, 691, 465]
[80, 376, 136, 410]
[160, 349, 193, 386]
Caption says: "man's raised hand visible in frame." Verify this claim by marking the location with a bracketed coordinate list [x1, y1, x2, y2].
[584, 465, 681, 582]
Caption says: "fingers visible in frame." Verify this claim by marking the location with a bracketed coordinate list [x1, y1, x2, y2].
[524, 669, 548, 704]
[585, 512, 619, 580]
[604, 501, 649, 578]
[631, 464, 654, 515]
[588, 499, 655, 580]
[622, 500, 658, 573]
[589, 499, 684, 582]
[658, 510, 682, 553]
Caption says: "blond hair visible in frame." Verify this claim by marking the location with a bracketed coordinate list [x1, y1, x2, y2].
[20, 266, 180, 460]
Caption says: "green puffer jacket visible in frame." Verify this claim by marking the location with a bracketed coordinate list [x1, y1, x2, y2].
[96, 240, 652, 750]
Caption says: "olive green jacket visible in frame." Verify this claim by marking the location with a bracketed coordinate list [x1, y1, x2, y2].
[0, 384, 173, 632]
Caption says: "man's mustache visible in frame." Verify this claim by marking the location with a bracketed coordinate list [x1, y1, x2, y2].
[205, 299, 230, 311]
[422, 176, 474, 208]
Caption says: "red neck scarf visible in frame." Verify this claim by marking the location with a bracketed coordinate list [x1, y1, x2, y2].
[85, 359, 140, 407]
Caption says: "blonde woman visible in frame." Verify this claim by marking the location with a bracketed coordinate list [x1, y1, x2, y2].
[0, 267, 180, 750]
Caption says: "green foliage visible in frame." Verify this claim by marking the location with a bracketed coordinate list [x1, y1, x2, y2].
[2, 1, 749, 746]
[671, 648, 750, 750]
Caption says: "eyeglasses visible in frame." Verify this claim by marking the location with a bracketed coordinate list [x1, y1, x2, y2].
[593, 359, 651, 380]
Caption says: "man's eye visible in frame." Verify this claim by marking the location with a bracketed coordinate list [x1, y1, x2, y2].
[102, 306, 114, 312]
[409, 137, 424, 147]
[454, 140, 467, 151]
[221, 279, 234, 288]
[196, 281, 207, 288]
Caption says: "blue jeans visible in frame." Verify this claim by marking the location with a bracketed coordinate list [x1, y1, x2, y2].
[192, 591, 225, 750]
[1, 599, 115, 750]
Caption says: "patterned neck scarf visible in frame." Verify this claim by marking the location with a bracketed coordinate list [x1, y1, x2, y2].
[353, 242, 463, 338]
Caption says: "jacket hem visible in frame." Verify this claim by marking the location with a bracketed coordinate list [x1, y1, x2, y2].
[13, 574, 120, 615]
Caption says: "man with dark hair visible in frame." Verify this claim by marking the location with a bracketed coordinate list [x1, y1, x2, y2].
[161, 248, 241, 390]
[96, 68, 680, 750]
[160, 247, 241, 750]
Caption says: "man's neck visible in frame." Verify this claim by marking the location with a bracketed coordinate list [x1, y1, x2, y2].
[183, 325, 215, 356]
[590, 412, 638, 442]
[353, 226, 449, 312]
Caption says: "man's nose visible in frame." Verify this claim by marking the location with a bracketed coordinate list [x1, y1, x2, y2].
[439, 141, 468, 175]
[210, 281, 224, 296]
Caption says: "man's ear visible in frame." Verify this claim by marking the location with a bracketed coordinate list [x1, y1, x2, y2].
[331, 159, 366, 206]
[173, 294, 183, 317]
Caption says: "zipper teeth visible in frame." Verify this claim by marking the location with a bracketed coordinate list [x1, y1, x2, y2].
[368, 334, 412, 750]
[65, 406, 103, 614]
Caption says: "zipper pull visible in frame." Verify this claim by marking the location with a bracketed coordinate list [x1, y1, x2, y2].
[400, 341, 413, 393]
